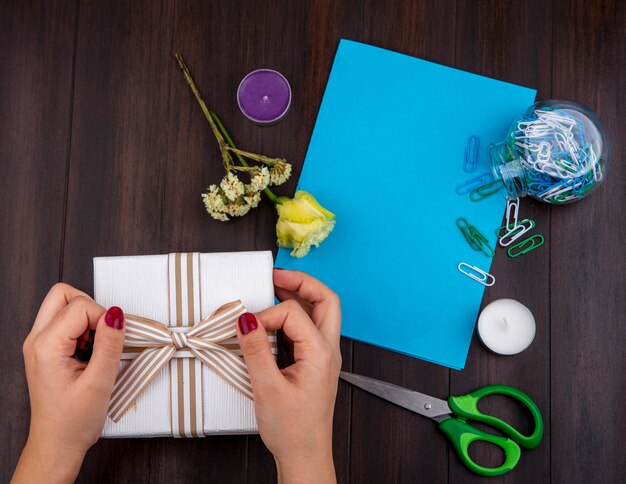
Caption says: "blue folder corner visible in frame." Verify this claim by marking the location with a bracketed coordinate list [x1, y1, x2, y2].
[275, 39, 536, 369]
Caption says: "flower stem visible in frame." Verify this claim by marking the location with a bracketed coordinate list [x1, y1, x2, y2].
[210, 111, 280, 204]
[225, 146, 285, 166]
[210, 112, 249, 167]
[174, 54, 234, 170]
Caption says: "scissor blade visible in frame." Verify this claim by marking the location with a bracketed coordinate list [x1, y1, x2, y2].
[340, 371, 451, 420]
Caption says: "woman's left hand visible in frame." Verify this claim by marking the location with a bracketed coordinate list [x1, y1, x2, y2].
[12, 283, 126, 484]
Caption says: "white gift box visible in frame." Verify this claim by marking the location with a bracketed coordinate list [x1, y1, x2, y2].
[94, 251, 275, 438]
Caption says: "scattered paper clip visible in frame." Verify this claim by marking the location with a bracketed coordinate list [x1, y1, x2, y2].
[494, 196, 545, 257]
[497, 219, 536, 247]
[456, 218, 494, 257]
[463, 135, 480, 173]
[469, 226, 494, 258]
[469, 178, 505, 202]
[456, 218, 481, 251]
[457, 262, 495, 286]
[496, 219, 537, 239]
[456, 172, 494, 196]
[504, 197, 520, 229]
[507, 234, 545, 258]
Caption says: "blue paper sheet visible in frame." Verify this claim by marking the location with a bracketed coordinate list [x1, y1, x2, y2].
[275, 39, 536, 369]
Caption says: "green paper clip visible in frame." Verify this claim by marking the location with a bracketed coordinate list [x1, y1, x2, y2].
[456, 218, 493, 257]
[456, 218, 480, 250]
[470, 179, 505, 202]
[508, 234, 545, 258]
[469, 226, 494, 257]
[496, 219, 536, 239]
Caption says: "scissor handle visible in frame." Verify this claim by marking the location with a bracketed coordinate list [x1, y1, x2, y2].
[438, 417, 521, 477]
[448, 384, 544, 449]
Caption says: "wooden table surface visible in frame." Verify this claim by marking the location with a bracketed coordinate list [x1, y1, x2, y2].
[2, 1, 625, 482]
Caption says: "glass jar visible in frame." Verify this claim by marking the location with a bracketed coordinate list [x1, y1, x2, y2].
[488, 100, 609, 204]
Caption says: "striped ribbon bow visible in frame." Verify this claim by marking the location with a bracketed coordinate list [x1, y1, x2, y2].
[108, 300, 251, 424]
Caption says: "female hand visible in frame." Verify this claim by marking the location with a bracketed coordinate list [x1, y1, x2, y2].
[13, 283, 126, 484]
[236, 269, 342, 484]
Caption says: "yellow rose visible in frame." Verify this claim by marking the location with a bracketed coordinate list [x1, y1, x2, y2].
[276, 191, 336, 258]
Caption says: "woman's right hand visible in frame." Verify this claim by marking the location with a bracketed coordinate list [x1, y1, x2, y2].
[236, 269, 342, 484]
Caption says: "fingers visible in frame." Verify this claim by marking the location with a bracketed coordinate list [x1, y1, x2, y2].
[273, 269, 341, 346]
[273, 269, 337, 305]
[31, 283, 92, 336]
[274, 286, 313, 318]
[254, 300, 326, 360]
[40, 296, 106, 357]
[236, 313, 284, 393]
[81, 307, 126, 394]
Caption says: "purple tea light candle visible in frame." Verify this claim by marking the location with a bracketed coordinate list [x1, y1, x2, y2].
[237, 69, 291, 125]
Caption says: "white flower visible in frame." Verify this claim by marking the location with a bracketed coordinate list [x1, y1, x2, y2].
[202, 185, 225, 210]
[220, 172, 245, 201]
[223, 199, 251, 217]
[269, 160, 292, 186]
[202, 185, 230, 221]
[250, 166, 270, 192]
[233, 203, 251, 217]
[244, 192, 262, 208]
[208, 210, 229, 222]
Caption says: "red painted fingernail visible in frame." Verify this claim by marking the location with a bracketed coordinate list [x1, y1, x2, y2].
[238, 312, 258, 335]
[105, 306, 124, 330]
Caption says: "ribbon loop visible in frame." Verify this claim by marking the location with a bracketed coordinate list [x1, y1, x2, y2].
[107, 299, 251, 424]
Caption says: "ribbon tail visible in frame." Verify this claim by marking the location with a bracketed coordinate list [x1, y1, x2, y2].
[188, 346, 254, 400]
[108, 346, 176, 422]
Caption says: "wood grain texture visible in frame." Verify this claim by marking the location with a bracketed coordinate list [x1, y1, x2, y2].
[0, 1, 77, 480]
[1, 0, 624, 482]
[450, 1, 553, 482]
[550, 0, 626, 482]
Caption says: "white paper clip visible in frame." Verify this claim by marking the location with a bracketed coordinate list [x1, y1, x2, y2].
[535, 109, 577, 127]
[457, 262, 495, 286]
[593, 162, 603, 182]
[499, 220, 535, 247]
[535, 141, 552, 162]
[504, 197, 520, 230]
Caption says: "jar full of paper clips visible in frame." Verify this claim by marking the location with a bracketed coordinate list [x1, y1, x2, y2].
[488, 100, 609, 204]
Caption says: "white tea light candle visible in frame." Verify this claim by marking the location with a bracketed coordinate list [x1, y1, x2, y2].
[477, 299, 536, 355]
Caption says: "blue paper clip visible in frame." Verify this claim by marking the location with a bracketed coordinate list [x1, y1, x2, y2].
[463, 135, 480, 173]
[455, 172, 494, 196]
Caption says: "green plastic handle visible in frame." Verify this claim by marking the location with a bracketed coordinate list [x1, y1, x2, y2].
[438, 417, 521, 477]
[448, 385, 544, 449]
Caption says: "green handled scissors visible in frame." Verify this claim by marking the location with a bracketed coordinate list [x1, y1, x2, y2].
[340, 371, 543, 477]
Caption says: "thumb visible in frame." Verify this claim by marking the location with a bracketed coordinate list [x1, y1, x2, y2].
[236, 312, 283, 394]
[81, 306, 126, 394]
